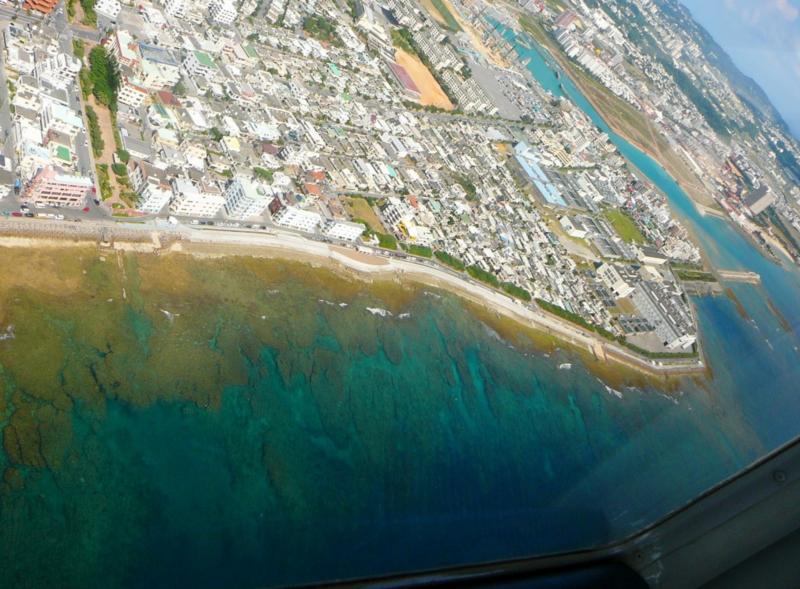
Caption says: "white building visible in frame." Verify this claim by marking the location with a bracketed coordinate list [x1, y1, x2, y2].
[169, 177, 225, 217]
[209, 0, 237, 25]
[559, 216, 588, 239]
[381, 196, 414, 229]
[34, 53, 81, 90]
[139, 44, 182, 90]
[272, 203, 321, 233]
[163, 0, 186, 18]
[118, 77, 149, 108]
[40, 100, 84, 139]
[596, 263, 634, 298]
[321, 218, 365, 242]
[95, 0, 122, 19]
[137, 177, 172, 214]
[223, 177, 270, 219]
[182, 50, 218, 80]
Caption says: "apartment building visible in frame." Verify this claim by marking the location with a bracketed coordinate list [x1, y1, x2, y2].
[23, 166, 92, 207]
[223, 177, 270, 219]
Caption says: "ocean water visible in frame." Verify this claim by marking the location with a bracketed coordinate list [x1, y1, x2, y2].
[502, 23, 800, 449]
[0, 248, 769, 588]
[2, 28, 800, 589]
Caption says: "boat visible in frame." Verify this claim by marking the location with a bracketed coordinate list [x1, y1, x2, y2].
[558, 363, 572, 370]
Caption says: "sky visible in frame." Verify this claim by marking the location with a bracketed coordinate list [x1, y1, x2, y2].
[680, 0, 800, 139]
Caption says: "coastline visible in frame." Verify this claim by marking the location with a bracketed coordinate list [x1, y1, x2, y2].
[0, 221, 706, 378]
[515, 17, 717, 210]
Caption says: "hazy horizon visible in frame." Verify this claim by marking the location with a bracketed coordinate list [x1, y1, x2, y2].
[681, 0, 800, 140]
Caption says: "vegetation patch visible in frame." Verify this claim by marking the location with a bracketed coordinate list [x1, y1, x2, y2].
[603, 209, 645, 243]
[434, 250, 465, 271]
[72, 39, 85, 60]
[675, 268, 716, 282]
[88, 46, 120, 111]
[401, 243, 433, 258]
[80, 0, 97, 26]
[303, 15, 342, 47]
[85, 105, 104, 158]
[345, 197, 385, 233]
[96, 164, 112, 201]
[376, 232, 398, 250]
[391, 29, 417, 56]
[501, 282, 531, 301]
[466, 264, 499, 287]
[111, 163, 128, 177]
[253, 167, 274, 182]
[453, 172, 478, 201]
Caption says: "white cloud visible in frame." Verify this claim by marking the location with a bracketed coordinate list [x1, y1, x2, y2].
[775, 0, 799, 21]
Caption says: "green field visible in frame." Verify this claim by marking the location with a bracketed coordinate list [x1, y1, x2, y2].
[675, 269, 716, 282]
[401, 243, 433, 258]
[603, 209, 645, 244]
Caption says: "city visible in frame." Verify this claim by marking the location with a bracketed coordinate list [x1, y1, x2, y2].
[5, 0, 797, 368]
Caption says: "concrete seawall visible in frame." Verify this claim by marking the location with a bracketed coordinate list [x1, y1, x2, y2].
[0, 217, 705, 376]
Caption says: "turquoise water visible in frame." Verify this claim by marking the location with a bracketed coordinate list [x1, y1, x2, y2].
[504, 24, 800, 445]
[0, 257, 765, 588]
[0, 30, 799, 589]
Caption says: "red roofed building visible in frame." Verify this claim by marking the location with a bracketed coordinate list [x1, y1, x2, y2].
[23, 0, 58, 13]
[157, 90, 181, 107]
[387, 61, 420, 100]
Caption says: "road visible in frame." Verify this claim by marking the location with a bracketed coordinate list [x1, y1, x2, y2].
[0, 4, 100, 40]
[0, 21, 17, 171]
[50, 2, 96, 181]
[0, 2, 101, 211]
[0, 213, 706, 374]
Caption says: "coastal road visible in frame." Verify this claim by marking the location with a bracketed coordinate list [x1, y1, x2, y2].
[0, 214, 704, 375]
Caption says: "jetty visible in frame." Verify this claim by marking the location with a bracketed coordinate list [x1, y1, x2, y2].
[717, 269, 761, 284]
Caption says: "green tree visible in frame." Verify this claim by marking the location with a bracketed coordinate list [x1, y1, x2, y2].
[88, 46, 119, 111]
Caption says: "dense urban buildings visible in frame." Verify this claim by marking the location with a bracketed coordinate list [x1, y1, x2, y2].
[3, 0, 799, 359]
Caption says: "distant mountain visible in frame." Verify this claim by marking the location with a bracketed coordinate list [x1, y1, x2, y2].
[656, 0, 791, 134]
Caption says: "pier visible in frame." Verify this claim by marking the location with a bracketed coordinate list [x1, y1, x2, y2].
[717, 269, 761, 284]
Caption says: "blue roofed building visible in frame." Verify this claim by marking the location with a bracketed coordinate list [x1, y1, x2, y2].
[514, 142, 567, 207]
